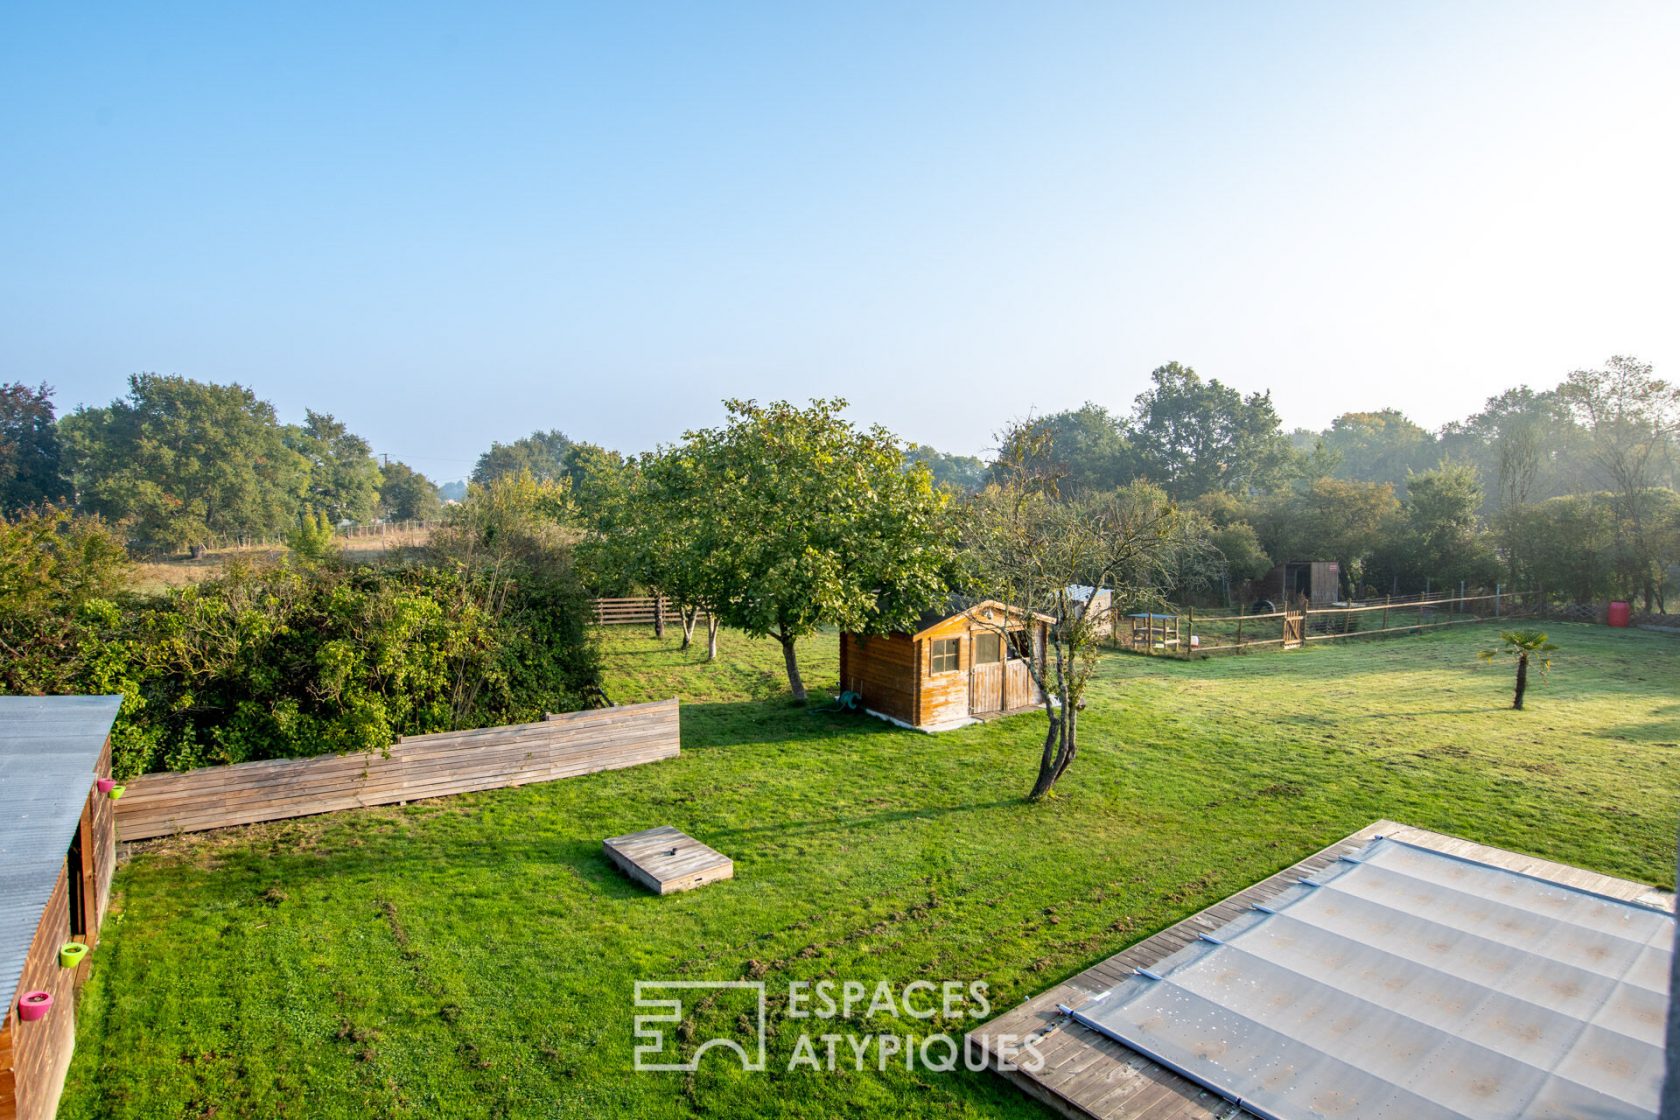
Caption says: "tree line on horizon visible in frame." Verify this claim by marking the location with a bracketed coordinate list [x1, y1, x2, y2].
[3, 355, 1677, 608]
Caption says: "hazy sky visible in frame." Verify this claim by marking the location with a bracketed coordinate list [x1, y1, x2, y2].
[5, 2, 1677, 479]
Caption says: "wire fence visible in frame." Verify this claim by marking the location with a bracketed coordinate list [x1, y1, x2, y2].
[182, 519, 441, 555]
[1114, 589, 1550, 657]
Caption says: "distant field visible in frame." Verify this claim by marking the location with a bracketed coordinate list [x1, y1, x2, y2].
[126, 523, 436, 592]
[60, 622, 1680, 1118]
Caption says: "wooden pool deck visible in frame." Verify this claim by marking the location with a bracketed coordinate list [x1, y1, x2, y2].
[964, 819, 1673, 1120]
[603, 825, 734, 895]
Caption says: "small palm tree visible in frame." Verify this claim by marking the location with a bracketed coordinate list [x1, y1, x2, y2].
[1478, 630, 1558, 710]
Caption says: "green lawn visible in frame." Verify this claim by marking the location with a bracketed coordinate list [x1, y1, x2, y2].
[61, 623, 1680, 1118]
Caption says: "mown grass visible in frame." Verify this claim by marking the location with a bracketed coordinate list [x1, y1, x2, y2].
[60, 622, 1680, 1118]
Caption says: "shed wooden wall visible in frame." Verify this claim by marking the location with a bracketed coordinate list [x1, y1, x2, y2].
[839, 633, 917, 724]
[1309, 561, 1339, 606]
[3, 868, 75, 1120]
[1, 734, 111, 1120]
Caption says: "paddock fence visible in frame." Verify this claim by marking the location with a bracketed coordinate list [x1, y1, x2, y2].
[114, 698, 680, 840]
[1116, 589, 1549, 657]
[150, 519, 443, 557]
[591, 596, 710, 626]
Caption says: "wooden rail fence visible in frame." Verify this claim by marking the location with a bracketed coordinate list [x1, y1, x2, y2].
[1118, 589, 1543, 658]
[114, 698, 680, 840]
[591, 596, 710, 626]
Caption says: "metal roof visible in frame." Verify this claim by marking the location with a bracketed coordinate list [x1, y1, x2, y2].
[1068, 835, 1672, 1120]
[0, 695, 123, 1014]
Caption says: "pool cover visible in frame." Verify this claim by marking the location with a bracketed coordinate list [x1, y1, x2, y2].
[1068, 836, 1672, 1120]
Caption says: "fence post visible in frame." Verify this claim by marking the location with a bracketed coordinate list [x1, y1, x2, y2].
[1495, 582, 1501, 618]
[1186, 606, 1194, 658]
[1236, 610, 1243, 650]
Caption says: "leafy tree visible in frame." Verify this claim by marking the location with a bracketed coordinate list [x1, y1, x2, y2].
[377, 460, 443, 521]
[472, 429, 576, 485]
[674, 399, 957, 701]
[0, 508, 129, 687]
[990, 403, 1135, 495]
[1478, 630, 1557, 710]
[1209, 520, 1272, 585]
[1561, 356, 1680, 609]
[1369, 461, 1498, 592]
[586, 449, 729, 656]
[1502, 492, 1619, 601]
[905, 443, 988, 493]
[286, 510, 340, 562]
[1249, 477, 1401, 595]
[1318, 410, 1436, 495]
[964, 435, 1205, 799]
[0, 382, 68, 512]
[287, 410, 382, 524]
[59, 374, 307, 552]
[1131, 362, 1293, 499]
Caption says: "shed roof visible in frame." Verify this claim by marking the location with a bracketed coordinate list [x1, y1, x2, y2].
[909, 596, 1056, 639]
[0, 695, 122, 1012]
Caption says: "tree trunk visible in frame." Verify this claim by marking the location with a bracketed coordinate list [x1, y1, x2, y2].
[1513, 651, 1529, 710]
[680, 605, 699, 650]
[706, 615, 720, 661]
[653, 596, 665, 640]
[1028, 642, 1078, 800]
[1029, 714, 1063, 800]
[778, 630, 806, 703]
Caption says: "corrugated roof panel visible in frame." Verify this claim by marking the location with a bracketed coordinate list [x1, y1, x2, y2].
[0, 695, 123, 1015]
[1071, 836, 1672, 1120]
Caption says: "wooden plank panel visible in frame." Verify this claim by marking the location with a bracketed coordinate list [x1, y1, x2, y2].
[8, 868, 75, 1120]
[116, 700, 681, 840]
[602, 826, 733, 894]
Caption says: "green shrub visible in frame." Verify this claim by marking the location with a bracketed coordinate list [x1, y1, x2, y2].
[0, 510, 602, 776]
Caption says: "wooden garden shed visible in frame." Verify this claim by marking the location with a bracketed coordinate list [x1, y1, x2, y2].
[839, 599, 1053, 731]
[1260, 560, 1340, 608]
[0, 695, 123, 1120]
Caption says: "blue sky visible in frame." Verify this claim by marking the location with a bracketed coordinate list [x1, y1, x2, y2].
[4, 2, 1676, 479]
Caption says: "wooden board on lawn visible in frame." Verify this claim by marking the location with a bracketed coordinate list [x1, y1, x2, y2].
[603, 826, 733, 895]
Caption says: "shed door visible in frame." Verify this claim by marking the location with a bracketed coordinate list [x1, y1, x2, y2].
[970, 632, 1003, 715]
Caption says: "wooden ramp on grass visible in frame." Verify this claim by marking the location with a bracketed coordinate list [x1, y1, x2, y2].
[603, 826, 733, 895]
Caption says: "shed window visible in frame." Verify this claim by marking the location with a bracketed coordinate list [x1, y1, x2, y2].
[974, 633, 1001, 665]
[929, 638, 960, 674]
[1007, 629, 1033, 661]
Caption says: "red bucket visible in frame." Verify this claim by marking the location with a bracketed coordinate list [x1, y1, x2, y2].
[1608, 600, 1631, 628]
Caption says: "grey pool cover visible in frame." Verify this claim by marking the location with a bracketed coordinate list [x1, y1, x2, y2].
[1069, 836, 1672, 1120]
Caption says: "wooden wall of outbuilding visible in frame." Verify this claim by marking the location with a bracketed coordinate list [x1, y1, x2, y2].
[840, 632, 919, 725]
[0, 735, 116, 1120]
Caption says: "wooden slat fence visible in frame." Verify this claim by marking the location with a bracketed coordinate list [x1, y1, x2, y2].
[591, 596, 710, 626]
[114, 698, 680, 840]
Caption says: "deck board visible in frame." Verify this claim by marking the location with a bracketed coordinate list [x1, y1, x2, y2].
[602, 826, 734, 895]
[965, 819, 1674, 1120]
